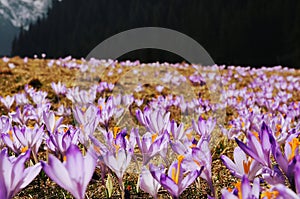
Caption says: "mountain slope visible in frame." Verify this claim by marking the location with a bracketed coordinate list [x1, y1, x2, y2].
[0, 0, 55, 29]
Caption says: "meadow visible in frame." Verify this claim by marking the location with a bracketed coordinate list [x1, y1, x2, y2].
[1, 56, 300, 198]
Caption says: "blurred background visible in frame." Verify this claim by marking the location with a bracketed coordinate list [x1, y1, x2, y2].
[0, 0, 299, 67]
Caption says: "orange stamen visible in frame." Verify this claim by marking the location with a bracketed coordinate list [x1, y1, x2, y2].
[261, 190, 279, 199]
[113, 126, 120, 138]
[252, 131, 259, 141]
[8, 130, 14, 141]
[242, 157, 252, 174]
[152, 133, 158, 143]
[288, 138, 300, 162]
[21, 146, 28, 153]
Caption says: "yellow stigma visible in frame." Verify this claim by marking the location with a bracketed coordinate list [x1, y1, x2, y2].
[63, 155, 67, 162]
[81, 107, 86, 112]
[172, 155, 185, 184]
[241, 121, 245, 128]
[288, 138, 300, 162]
[252, 131, 260, 141]
[8, 130, 14, 141]
[261, 190, 279, 199]
[21, 146, 28, 153]
[151, 133, 158, 143]
[275, 124, 282, 137]
[235, 181, 242, 199]
[113, 126, 120, 139]
[63, 127, 68, 133]
[112, 143, 121, 157]
[98, 105, 103, 111]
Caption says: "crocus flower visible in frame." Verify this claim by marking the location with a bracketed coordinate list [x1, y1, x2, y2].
[2, 128, 23, 154]
[221, 176, 260, 199]
[30, 91, 48, 105]
[97, 97, 123, 128]
[102, 139, 133, 181]
[272, 135, 300, 189]
[134, 129, 170, 165]
[235, 122, 274, 167]
[221, 146, 262, 180]
[51, 81, 67, 95]
[9, 105, 38, 125]
[14, 93, 29, 106]
[192, 116, 216, 141]
[14, 124, 44, 155]
[0, 95, 14, 110]
[139, 166, 161, 199]
[43, 111, 63, 134]
[136, 108, 170, 134]
[46, 125, 79, 155]
[102, 136, 134, 199]
[55, 104, 71, 116]
[150, 155, 202, 199]
[41, 144, 96, 199]
[73, 105, 98, 126]
[66, 87, 96, 105]
[0, 115, 11, 134]
[0, 148, 42, 199]
[170, 120, 191, 141]
[261, 165, 285, 185]
[265, 184, 296, 199]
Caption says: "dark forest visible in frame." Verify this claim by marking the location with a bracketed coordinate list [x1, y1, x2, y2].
[11, 0, 300, 67]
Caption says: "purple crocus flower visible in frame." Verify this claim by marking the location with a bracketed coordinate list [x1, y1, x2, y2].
[262, 155, 300, 197]
[55, 104, 71, 116]
[170, 120, 190, 141]
[139, 166, 161, 199]
[97, 97, 123, 128]
[272, 135, 300, 189]
[102, 139, 133, 181]
[14, 93, 29, 106]
[0, 115, 11, 134]
[261, 165, 285, 185]
[0, 148, 42, 199]
[150, 155, 202, 199]
[102, 136, 134, 198]
[46, 125, 79, 155]
[2, 128, 23, 154]
[73, 104, 98, 126]
[235, 122, 273, 167]
[13, 124, 44, 155]
[43, 111, 63, 134]
[51, 81, 67, 95]
[0, 95, 14, 110]
[221, 176, 260, 199]
[41, 144, 96, 199]
[134, 129, 170, 165]
[221, 146, 262, 180]
[30, 91, 48, 105]
[9, 105, 38, 125]
[266, 184, 297, 199]
[192, 116, 216, 141]
[136, 108, 170, 134]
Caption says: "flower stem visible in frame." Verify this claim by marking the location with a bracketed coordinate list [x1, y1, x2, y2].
[118, 178, 125, 199]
